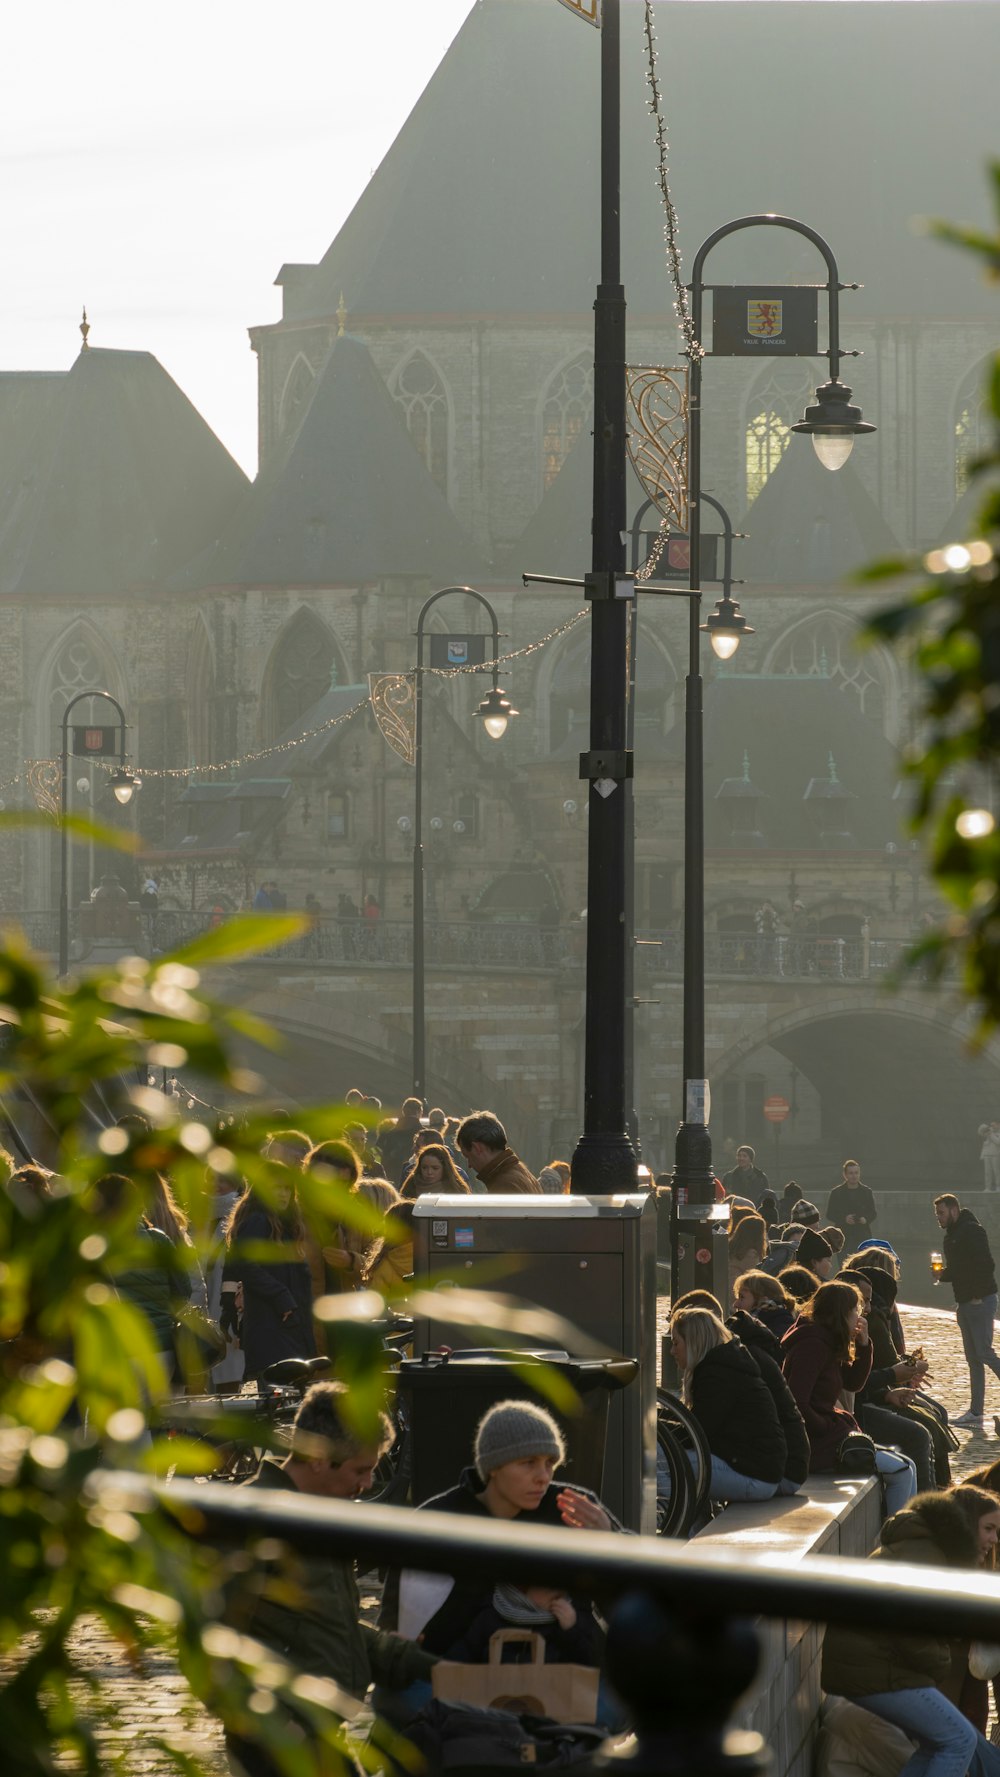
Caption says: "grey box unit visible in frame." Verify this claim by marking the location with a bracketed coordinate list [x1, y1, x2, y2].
[411, 1193, 657, 1533]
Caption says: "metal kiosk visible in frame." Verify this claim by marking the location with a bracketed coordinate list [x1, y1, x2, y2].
[411, 1193, 657, 1532]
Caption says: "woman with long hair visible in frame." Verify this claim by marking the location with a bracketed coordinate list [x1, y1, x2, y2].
[822, 1486, 1000, 1777]
[669, 1306, 801, 1504]
[733, 1269, 797, 1340]
[400, 1143, 470, 1200]
[728, 1213, 767, 1299]
[781, 1279, 917, 1516]
[304, 1139, 363, 1294]
[223, 1170, 314, 1380]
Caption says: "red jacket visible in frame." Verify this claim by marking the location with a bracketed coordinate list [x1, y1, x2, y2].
[780, 1317, 872, 1472]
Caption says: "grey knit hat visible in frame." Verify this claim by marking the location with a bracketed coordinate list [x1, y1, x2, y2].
[474, 1400, 566, 1481]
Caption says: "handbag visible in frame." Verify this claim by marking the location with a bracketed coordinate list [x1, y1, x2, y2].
[407, 1698, 605, 1771]
[432, 1629, 601, 1725]
[836, 1430, 878, 1475]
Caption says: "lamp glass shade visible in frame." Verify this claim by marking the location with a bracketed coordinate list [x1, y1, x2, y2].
[710, 631, 741, 661]
[483, 712, 508, 740]
[112, 780, 134, 805]
[812, 431, 855, 472]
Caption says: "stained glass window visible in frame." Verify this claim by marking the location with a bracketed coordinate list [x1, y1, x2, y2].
[540, 354, 593, 490]
[391, 352, 450, 493]
[745, 364, 814, 503]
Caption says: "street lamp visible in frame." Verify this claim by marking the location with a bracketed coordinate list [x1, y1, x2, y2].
[59, 690, 140, 977]
[670, 215, 874, 1286]
[412, 586, 515, 1100]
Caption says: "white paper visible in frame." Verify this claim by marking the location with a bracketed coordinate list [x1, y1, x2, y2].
[397, 1569, 456, 1641]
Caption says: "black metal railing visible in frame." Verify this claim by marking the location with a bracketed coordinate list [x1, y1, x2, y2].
[113, 1471, 1000, 1777]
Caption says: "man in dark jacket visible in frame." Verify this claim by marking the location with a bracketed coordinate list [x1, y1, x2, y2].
[825, 1159, 877, 1252]
[720, 1145, 769, 1208]
[456, 1111, 541, 1194]
[221, 1381, 435, 1775]
[935, 1192, 1000, 1427]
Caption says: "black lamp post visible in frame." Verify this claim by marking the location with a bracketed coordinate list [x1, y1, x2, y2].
[411, 586, 516, 1102]
[58, 689, 139, 977]
[670, 215, 874, 1279]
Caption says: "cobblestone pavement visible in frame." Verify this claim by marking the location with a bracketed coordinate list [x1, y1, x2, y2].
[50, 1299, 1000, 1771]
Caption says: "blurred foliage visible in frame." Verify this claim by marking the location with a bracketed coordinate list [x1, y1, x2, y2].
[0, 908, 390, 1775]
[861, 163, 1000, 1038]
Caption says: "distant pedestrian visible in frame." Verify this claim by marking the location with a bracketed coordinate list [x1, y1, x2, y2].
[252, 881, 273, 911]
[934, 1192, 1000, 1429]
[825, 1159, 877, 1253]
[456, 1110, 541, 1194]
[721, 1145, 769, 1208]
[980, 1122, 1000, 1193]
[223, 1174, 315, 1380]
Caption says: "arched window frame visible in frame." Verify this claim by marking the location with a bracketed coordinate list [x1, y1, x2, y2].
[533, 620, 677, 753]
[187, 615, 216, 769]
[953, 356, 992, 499]
[763, 608, 900, 741]
[742, 361, 815, 504]
[537, 351, 594, 495]
[278, 352, 317, 442]
[388, 348, 453, 497]
[261, 608, 345, 745]
[36, 621, 128, 905]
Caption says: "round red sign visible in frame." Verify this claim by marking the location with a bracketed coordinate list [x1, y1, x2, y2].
[763, 1095, 791, 1124]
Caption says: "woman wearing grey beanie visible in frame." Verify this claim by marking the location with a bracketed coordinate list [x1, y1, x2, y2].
[380, 1398, 622, 1663]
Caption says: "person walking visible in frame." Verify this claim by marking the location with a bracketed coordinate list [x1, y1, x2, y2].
[720, 1146, 769, 1208]
[455, 1111, 541, 1194]
[825, 1159, 877, 1253]
[934, 1192, 1000, 1428]
[979, 1122, 1000, 1193]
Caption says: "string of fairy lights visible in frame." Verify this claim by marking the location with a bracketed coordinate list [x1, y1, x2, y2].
[0, 607, 589, 799]
[635, 0, 700, 585]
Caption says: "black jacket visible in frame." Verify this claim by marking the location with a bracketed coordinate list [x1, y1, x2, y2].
[380, 1466, 620, 1656]
[825, 1182, 877, 1244]
[721, 1165, 769, 1207]
[941, 1208, 997, 1303]
[726, 1307, 782, 1366]
[689, 1338, 788, 1483]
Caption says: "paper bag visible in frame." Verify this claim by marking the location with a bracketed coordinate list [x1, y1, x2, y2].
[432, 1628, 601, 1724]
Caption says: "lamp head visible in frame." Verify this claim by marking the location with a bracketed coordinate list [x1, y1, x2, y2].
[110, 767, 140, 806]
[476, 685, 518, 741]
[701, 595, 754, 660]
[791, 380, 876, 470]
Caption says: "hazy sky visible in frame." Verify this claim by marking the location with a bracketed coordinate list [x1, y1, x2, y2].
[5, 0, 961, 477]
[5, 0, 477, 474]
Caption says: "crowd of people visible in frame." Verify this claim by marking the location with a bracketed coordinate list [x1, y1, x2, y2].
[12, 1091, 1000, 1777]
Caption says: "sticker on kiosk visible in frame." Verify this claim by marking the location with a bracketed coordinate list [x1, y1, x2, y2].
[454, 1227, 475, 1250]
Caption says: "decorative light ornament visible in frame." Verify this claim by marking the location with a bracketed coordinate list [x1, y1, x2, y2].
[110, 767, 140, 806]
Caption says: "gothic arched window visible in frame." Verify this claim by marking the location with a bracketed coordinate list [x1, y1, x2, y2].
[278, 353, 316, 441]
[744, 363, 815, 503]
[188, 618, 216, 767]
[47, 630, 115, 753]
[954, 359, 991, 499]
[766, 611, 894, 732]
[265, 611, 340, 742]
[41, 626, 124, 906]
[391, 352, 450, 493]
[540, 353, 593, 491]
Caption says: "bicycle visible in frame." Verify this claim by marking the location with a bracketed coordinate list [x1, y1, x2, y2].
[654, 1386, 712, 1538]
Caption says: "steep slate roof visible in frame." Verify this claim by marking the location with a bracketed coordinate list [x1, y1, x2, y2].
[499, 433, 650, 579]
[0, 349, 248, 600]
[738, 445, 900, 586]
[178, 332, 487, 589]
[276, 0, 998, 327]
[700, 676, 898, 850]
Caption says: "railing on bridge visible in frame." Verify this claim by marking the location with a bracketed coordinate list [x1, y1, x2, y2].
[12, 911, 910, 982]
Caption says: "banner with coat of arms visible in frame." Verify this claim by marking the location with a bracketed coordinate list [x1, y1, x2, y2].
[555, 0, 601, 25]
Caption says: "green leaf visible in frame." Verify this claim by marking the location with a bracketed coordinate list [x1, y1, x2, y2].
[161, 912, 311, 967]
[0, 809, 139, 854]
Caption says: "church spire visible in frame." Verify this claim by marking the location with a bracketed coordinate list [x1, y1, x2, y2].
[79, 306, 91, 351]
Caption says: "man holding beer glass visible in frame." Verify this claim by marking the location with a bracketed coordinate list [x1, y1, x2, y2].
[934, 1192, 1000, 1429]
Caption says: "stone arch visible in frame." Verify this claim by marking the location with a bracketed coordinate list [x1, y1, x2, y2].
[278, 352, 316, 442]
[532, 616, 678, 753]
[35, 620, 129, 906]
[261, 607, 346, 744]
[763, 607, 902, 742]
[741, 359, 815, 504]
[187, 614, 216, 768]
[537, 350, 593, 495]
[710, 996, 1000, 1196]
[388, 347, 453, 496]
[953, 354, 992, 500]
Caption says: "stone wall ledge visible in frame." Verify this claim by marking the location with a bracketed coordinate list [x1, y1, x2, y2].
[683, 1476, 880, 1777]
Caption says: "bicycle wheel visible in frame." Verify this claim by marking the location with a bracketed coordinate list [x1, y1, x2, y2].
[656, 1387, 712, 1531]
[654, 1412, 693, 1538]
[366, 1402, 411, 1506]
